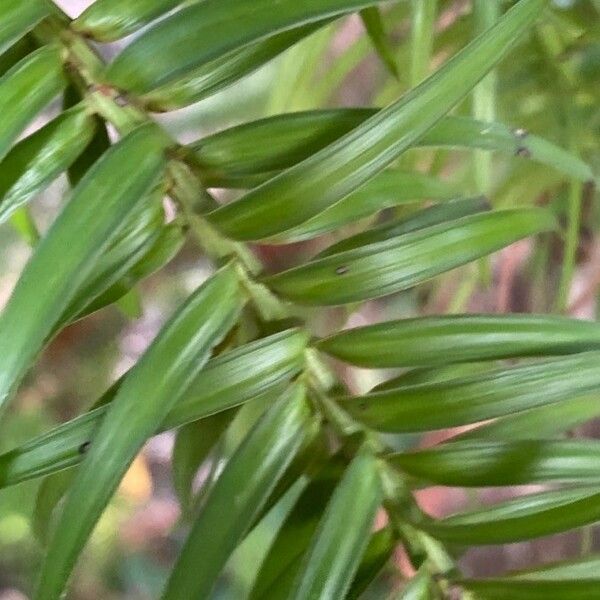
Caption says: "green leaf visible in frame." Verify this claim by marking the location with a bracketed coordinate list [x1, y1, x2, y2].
[0, 35, 37, 78]
[32, 470, 75, 546]
[73, 0, 186, 42]
[389, 439, 600, 487]
[290, 450, 382, 600]
[270, 171, 463, 243]
[106, 0, 389, 94]
[143, 22, 330, 111]
[0, 105, 96, 224]
[250, 454, 347, 599]
[421, 487, 600, 545]
[317, 314, 600, 368]
[360, 7, 399, 77]
[0, 45, 66, 161]
[457, 578, 600, 599]
[264, 208, 556, 306]
[172, 409, 236, 515]
[36, 264, 244, 600]
[0, 123, 168, 417]
[337, 352, 600, 433]
[193, 112, 594, 189]
[399, 569, 432, 599]
[347, 526, 395, 600]
[508, 555, 600, 581]
[70, 222, 185, 322]
[458, 393, 600, 442]
[317, 196, 490, 258]
[0, 328, 307, 488]
[57, 193, 166, 324]
[206, 0, 548, 240]
[162, 384, 311, 600]
[0, 0, 49, 56]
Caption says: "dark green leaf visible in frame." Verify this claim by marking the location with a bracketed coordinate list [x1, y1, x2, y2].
[106, 0, 390, 93]
[143, 22, 330, 111]
[265, 208, 556, 305]
[193, 112, 593, 189]
[0, 123, 168, 417]
[318, 314, 600, 368]
[457, 578, 600, 599]
[0, 105, 96, 224]
[360, 7, 399, 77]
[172, 409, 236, 515]
[32, 470, 75, 546]
[37, 264, 244, 600]
[73, 0, 185, 42]
[389, 439, 600, 487]
[0, 329, 308, 488]
[421, 487, 600, 544]
[0, 45, 67, 161]
[250, 454, 347, 599]
[162, 384, 311, 600]
[347, 526, 395, 600]
[290, 450, 382, 600]
[0, 0, 49, 56]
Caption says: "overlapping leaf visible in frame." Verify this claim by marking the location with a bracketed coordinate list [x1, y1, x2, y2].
[204, 0, 549, 240]
[107, 0, 390, 93]
[162, 384, 311, 600]
[37, 264, 244, 600]
[0, 328, 307, 488]
[0, 123, 168, 417]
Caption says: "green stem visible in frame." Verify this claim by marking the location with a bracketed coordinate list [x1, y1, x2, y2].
[410, 0, 438, 87]
[472, 0, 499, 195]
[556, 178, 583, 313]
[10, 207, 40, 246]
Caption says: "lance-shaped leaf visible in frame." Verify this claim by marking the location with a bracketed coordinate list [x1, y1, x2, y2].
[250, 454, 347, 599]
[33, 470, 75, 546]
[0, 123, 168, 418]
[206, 0, 548, 240]
[265, 208, 555, 306]
[106, 0, 389, 93]
[0, 45, 66, 162]
[460, 393, 600, 442]
[360, 7, 399, 77]
[337, 352, 600, 433]
[0, 0, 49, 56]
[347, 526, 395, 599]
[193, 112, 594, 189]
[172, 409, 236, 515]
[65, 222, 185, 324]
[0, 105, 96, 224]
[509, 555, 600, 581]
[36, 264, 244, 600]
[162, 384, 311, 600]
[317, 196, 490, 258]
[143, 22, 330, 111]
[56, 193, 166, 323]
[0, 329, 307, 488]
[420, 487, 600, 545]
[318, 314, 600, 368]
[389, 440, 600, 487]
[290, 450, 382, 600]
[457, 578, 600, 599]
[73, 0, 186, 42]
[270, 171, 462, 243]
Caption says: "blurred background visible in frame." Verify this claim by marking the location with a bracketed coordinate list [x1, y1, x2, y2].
[0, 0, 599, 598]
